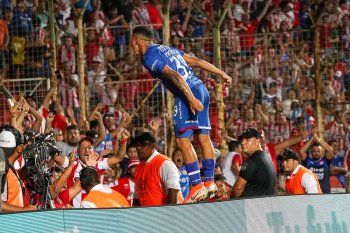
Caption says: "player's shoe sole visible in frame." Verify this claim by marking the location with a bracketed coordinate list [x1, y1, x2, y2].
[204, 181, 218, 199]
[184, 183, 208, 204]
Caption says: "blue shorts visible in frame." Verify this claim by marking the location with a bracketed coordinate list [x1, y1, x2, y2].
[173, 83, 211, 138]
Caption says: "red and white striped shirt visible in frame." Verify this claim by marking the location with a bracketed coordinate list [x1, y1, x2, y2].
[58, 76, 79, 108]
[267, 122, 291, 143]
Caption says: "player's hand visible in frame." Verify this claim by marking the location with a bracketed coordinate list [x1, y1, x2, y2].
[220, 73, 232, 87]
[188, 97, 204, 115]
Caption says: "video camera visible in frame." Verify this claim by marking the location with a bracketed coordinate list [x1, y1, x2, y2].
[23, 132, 61, 194]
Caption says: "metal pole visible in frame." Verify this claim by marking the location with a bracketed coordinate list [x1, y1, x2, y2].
[314, 27, 323, 138]
[162, 0, 175, 157]
[213, 5, 229, 155]
[48, 0, 57, 99]
[77, 1, 88, 120]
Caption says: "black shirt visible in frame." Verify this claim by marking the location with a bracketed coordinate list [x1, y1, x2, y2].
[239, 150, 276, 198]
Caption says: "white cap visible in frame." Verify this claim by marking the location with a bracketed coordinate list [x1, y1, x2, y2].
[0, 130, 16, 148]
[335, 70, 342, 77]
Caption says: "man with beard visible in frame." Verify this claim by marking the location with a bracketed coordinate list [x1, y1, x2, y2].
[56, 125, 81, 157]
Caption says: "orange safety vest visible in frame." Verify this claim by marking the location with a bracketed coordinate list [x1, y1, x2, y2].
[285, 165, 322, 195]
[83, 189, 130, 208]
[6, 167, 24, 207]
[134, 153, 169, 206]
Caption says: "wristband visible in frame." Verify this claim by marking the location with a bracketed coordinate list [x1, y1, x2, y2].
[120, 138, 128, 144]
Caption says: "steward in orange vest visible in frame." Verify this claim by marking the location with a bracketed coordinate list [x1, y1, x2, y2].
[80, 166, 129, 208]
[134, 132, 182, 206]
[0, 125, 37, 212]
[281, 149, 322, 194]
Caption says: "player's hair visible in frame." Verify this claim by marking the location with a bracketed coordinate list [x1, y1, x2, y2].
[132, 26, 154, 40]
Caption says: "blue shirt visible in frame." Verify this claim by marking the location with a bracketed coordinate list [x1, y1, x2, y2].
[10, 8, 32, 37]
[178, 166, 189, 199]
[304, 157, 331, 193]
[331, 150, 346, 187]
[142, 44, 203, 98]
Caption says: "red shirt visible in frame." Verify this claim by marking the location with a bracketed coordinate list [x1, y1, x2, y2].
[111, 177, 135, 206]
[145, 2, 162, 29]
[319, 25, 332, 48]
[85, 40, 100, 67]
[136, 72, 154, 94]
[239, 19, 259, 49]
[42, 107, 68, 132]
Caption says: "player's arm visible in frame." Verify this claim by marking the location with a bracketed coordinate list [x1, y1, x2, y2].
[162, 65, 203, 114]
[183, 54, 232, 86]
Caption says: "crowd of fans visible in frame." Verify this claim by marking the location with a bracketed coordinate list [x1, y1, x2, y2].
[1, 0, 350, 211]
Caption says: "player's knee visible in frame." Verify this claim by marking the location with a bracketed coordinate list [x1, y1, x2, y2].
[197, 134, 211, 145]
[176, 138, 192, 150]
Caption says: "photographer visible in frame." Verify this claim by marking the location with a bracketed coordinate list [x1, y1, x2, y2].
[0, 125, 37, 212]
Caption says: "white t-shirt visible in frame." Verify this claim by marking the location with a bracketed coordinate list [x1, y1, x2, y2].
[222, 151, 241, 187]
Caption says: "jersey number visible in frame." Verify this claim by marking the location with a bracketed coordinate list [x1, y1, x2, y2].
[170, 55, 189, 80]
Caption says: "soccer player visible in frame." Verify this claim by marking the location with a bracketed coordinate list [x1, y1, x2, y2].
[131, 26, 232, 203]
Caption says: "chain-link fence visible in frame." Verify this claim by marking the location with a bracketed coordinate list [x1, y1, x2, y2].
[0, 78, 49, 123]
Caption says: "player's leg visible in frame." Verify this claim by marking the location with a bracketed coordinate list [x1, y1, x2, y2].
[175, 135, 208, 203]
[194, 84, 217, 196]
[196, 133, 215, 180]
[173, 96, 207, 203]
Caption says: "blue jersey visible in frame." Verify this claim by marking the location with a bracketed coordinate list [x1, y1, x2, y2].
[179, 166, 190, 199]
[331, 150, 346, 187]
[142, 44, 203, 97]
[304, 157, 331, 193]
[143, 44, 210, 138]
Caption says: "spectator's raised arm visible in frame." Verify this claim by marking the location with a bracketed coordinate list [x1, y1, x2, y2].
[314, 134, 334, 160]
[108, 129, 130, 167]
[256, 0, 272, 22]
[92, 111, 106, 147]
[66, 106, 77, 126]
[300, 134, 316, 161]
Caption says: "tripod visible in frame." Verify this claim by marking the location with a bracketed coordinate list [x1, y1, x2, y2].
[29, 175, 55, 209]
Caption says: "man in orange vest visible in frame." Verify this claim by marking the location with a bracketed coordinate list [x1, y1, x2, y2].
[134, 132, 182, 206]
[80, 166, 130, 208]
[0, 124, 37, 212]
[282, 149, 322, 195]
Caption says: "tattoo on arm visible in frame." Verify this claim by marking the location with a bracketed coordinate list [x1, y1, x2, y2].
[163, 66, 193, 100]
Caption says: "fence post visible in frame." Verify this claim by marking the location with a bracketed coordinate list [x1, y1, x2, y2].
[77, 2, 89, 121]
[48, 0, 56, 93]
[212, 5, 229, 155]
[162, 0, 175, 157]
[314, 27, 323, 138]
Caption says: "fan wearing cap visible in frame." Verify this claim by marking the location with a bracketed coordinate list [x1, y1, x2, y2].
[0, 125, 37, 212]
[282, 149, 322, 194]
[133, 132, 182, 206]
[110, 159, 139, 206]
[231, 128, 276, 198]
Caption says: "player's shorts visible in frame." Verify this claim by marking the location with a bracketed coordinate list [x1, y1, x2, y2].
[173, 83, 210, 138]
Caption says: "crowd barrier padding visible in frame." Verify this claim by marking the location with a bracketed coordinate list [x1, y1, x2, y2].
[1, 194, 349, 233]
